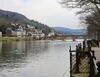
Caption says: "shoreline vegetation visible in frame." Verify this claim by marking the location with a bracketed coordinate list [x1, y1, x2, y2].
[0, 37, 40, 41]
[0, 35, 74, 42]
[0, 36, 65, 41]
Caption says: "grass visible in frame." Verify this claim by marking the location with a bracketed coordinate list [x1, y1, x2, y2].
[73, 73, 89, 77]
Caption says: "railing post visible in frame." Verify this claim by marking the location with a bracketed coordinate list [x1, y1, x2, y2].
[69, 46, 73, 77]
[83, 40, 85, 51]
[89, 50, 96, 77]
[90, 56, 95, 77]
[75, 45, 80, 73]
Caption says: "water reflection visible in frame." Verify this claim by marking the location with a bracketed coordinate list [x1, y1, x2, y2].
[0, 40, 79, 77]
[0, 41, 49, 70]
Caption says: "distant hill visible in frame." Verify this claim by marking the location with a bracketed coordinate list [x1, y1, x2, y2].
[53, 27, 86, 35]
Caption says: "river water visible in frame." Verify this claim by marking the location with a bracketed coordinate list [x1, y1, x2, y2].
[0, 40, 80, 77]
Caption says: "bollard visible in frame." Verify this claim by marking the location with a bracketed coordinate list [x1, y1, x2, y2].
[96, 61, 100, 77]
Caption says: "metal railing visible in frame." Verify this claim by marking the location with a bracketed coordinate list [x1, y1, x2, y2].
[69, 44, 96, 77]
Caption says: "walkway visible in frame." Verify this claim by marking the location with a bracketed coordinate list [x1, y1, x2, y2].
[92, 47, 100, 62]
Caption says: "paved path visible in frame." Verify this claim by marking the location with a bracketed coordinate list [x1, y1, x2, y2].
[92, 47, 100, 62]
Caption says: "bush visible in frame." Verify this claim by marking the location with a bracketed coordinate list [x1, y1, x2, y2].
[91, 39, 99, 47]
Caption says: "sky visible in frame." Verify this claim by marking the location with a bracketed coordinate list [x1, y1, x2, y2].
[0, 0, 84, 29]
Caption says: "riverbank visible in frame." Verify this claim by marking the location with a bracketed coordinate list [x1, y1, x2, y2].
[0, 36, 72, 41]
[0, 37, 37, 41]
[0, 37, 64, 41]
[0, 37, 85, 42]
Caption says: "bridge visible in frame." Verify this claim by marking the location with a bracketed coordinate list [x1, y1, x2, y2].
[65, 34, 87, 39]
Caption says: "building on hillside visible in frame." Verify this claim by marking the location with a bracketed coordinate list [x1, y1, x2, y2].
[5, 23, 46, 38]
[11, 24, 26, 37]
[36, 29, 45, 39]
[47, 29, 56, 38]
[48, 32, 55, 37]
[25, 25, 37, 37]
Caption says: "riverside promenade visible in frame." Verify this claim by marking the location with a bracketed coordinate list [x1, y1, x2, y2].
[92, 47, 100, 63]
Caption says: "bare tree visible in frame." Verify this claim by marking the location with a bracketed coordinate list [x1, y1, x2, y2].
[60, 0, 100, 40]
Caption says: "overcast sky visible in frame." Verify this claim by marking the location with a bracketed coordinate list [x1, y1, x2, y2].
[0, 0, 84, 29]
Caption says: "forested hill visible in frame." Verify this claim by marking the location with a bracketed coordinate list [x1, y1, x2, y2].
[0, 9, 52, 34]
[0, 10, 30, 24]
[53, 27, 86, 35]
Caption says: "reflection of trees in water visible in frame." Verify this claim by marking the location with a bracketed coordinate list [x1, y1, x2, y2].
[0, 41, 49, 70]
[0, 41, 27, 70]
[2, 41, 12, 55]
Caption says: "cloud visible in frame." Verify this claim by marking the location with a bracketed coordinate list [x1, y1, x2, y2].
[0, 0, 82, 29]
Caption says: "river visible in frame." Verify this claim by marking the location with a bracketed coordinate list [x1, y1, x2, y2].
[0, 40, 81, 77]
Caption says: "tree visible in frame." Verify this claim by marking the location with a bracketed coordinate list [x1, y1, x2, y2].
[60, 0, 100, 40]
[77, 7, 100, 39]
[0, 18, 11, 35]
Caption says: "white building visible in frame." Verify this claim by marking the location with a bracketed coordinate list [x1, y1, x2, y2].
[10, 23, 46, 38]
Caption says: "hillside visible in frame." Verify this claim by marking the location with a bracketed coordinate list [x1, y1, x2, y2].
[0, 10, 31, 24]
[0, 9, 52, 35]
[53, 27, 86, 35]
